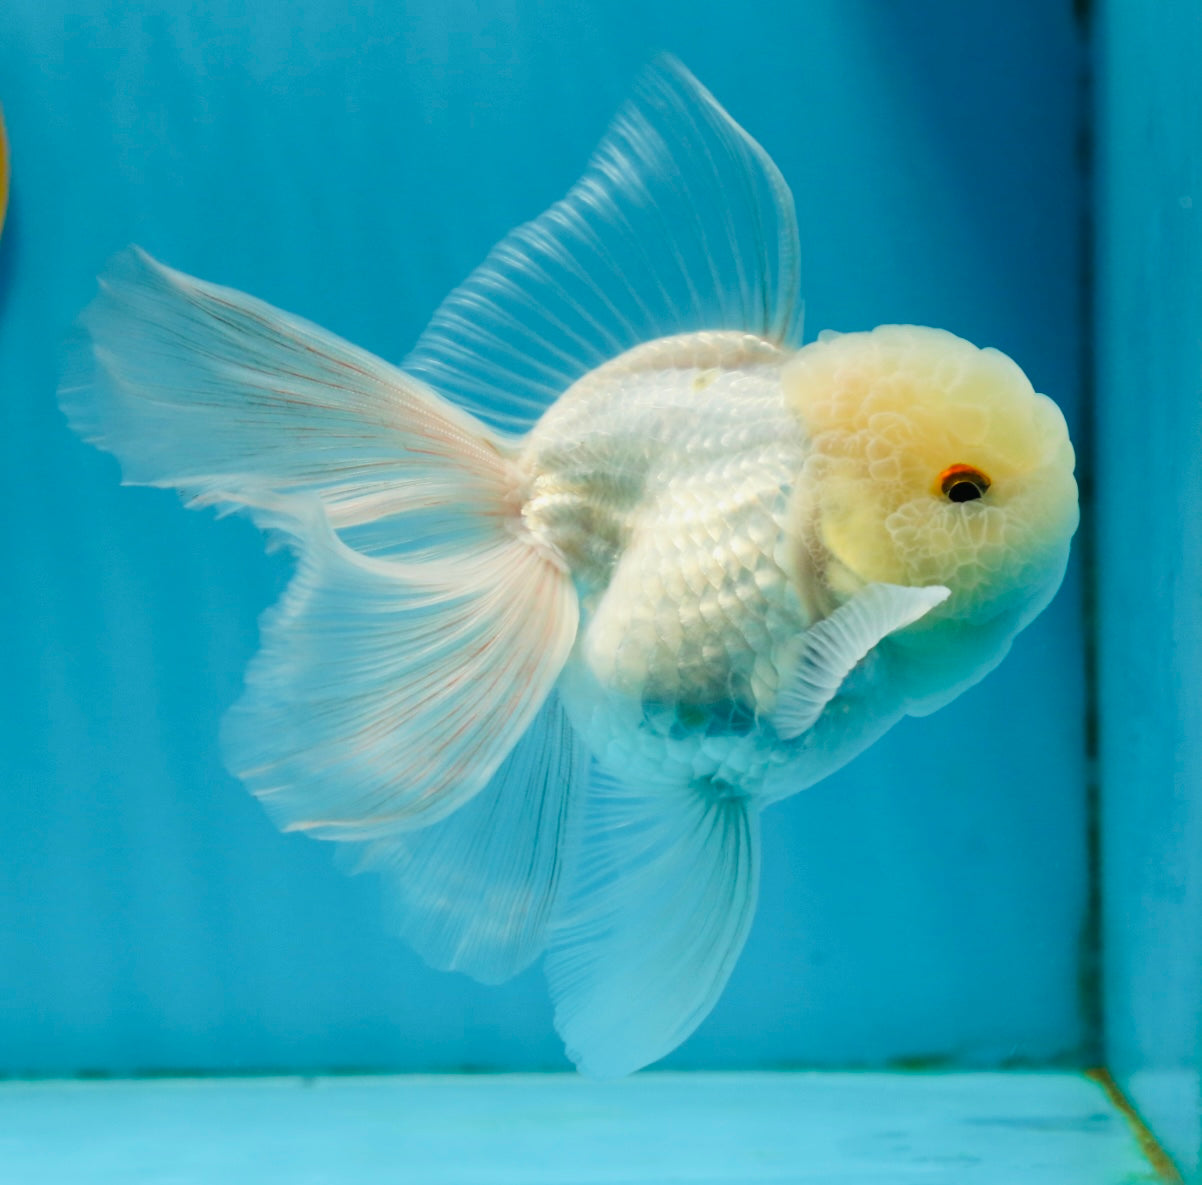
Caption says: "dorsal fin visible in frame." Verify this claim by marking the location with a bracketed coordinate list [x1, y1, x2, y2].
[403, 57, 802, 432]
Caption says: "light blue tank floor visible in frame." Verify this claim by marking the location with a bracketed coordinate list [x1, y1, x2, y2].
[0, 1071, 1166, 1184]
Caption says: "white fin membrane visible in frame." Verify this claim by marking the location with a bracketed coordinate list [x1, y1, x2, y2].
[61, 248, 521, 552]
[58, 56, 799, 1010]
[223, 506, 578, 838]
[403, 56, 803, 432]
[546, 768, 761, 1078]
[773, 583, 951, 740]
[62, 250, 581, 841]
[344, 695, 588, 983]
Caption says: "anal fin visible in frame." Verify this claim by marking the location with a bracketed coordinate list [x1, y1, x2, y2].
[546, 768, 760, 1078]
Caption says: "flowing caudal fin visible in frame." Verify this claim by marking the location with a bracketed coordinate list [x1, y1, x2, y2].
[223, 506, 578, 838]
[773, 583, 951, 740]
[59, 54, 797, 983]
[404, 56, 802, 432]
[60, 247, 520, 552]
[62, 250, 580, 843]
[344, 695, 589, 983]
[546, 768, 761, 1078]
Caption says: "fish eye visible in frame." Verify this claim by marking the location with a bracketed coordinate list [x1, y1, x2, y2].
[938, 464, 991, 503]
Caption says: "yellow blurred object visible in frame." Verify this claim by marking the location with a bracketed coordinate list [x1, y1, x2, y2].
[0, 106, 8, 234]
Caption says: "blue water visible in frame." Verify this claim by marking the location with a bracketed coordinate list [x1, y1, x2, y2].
[0, 2, 1088, 1078]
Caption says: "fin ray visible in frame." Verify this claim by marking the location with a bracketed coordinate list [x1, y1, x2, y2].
[223, 505, 578, 838]
[404, 56, 802, 431]
[774, 583, 951, 739]
[546, 768, 761, 1077]
[347, 695, 588, 983]
[62, 249, 582, 840]
[61, 248, 516, 554]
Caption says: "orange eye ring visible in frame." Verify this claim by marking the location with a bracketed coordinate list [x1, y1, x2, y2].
[938, 464, 991, 503]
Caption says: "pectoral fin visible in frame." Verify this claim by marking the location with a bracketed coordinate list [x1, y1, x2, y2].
[773, 583, 950, 740]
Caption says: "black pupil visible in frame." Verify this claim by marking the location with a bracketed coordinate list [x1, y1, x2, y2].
[947, 479, 984, 503]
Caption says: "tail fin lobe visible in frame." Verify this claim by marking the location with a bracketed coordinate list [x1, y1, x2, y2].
[64, 248, 580, 839]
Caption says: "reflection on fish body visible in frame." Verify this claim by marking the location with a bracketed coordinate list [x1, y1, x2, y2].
[60, 60, 1079, 1078]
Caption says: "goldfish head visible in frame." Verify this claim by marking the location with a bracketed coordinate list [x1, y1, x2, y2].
[783, 324, 1078, 707]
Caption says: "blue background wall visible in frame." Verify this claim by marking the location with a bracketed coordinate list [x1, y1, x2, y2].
[0, 2, 1088, 1074]
[1097, 0, 1202, 1176]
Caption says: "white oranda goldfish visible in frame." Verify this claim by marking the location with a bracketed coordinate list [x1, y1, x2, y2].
[62, 59, 1078, 1077]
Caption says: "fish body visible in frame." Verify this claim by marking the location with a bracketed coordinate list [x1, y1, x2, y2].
[62, 60, 1078, 1078]
[526, 320, 1075, 806]
[525, 333, 807, 794]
